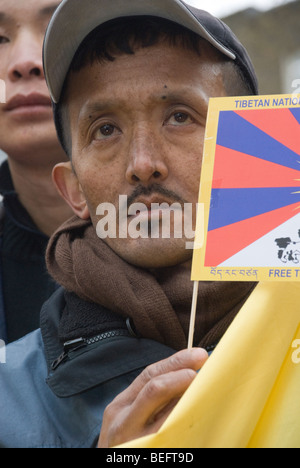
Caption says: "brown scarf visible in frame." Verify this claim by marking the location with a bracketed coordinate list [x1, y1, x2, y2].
[46, 216, 256, 351]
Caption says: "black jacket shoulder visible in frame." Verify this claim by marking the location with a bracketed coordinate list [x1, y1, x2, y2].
[40, 288, 176, 398]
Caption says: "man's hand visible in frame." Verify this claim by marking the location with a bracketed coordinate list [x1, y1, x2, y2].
[98, 348, 208, 448]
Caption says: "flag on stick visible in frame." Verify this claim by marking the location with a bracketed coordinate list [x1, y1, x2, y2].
[192, 94, 300, 283]
[120, 95, 300, 448]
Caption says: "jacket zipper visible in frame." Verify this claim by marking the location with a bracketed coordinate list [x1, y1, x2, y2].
[51, 329, 131, 371]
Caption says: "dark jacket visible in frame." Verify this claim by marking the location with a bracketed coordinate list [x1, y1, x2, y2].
[0, 161, 58, 342]
[0, 287, 175, 448]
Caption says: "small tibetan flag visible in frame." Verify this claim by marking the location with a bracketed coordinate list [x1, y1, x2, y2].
[192, 94, 300, 283]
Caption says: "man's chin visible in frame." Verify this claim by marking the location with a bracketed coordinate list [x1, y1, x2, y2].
[104, 237, 193, 269]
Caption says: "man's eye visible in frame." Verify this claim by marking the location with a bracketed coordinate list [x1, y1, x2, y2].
[100, 124, 115, 136]
[168, 112, 193, 126]
[94, 124, 119, 139]
[174, 112, 189, 123]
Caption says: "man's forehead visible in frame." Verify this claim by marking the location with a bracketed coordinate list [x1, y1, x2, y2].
[65, 43, 224, 115]
[67, 38, 224, 90]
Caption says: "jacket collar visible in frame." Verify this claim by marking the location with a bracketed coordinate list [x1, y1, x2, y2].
[40, 287, 175, 398]
[0, 159, 14, 195]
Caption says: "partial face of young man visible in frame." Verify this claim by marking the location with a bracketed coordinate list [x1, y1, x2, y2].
[0, 0, 62, 162]
[54, 41, 228, 269]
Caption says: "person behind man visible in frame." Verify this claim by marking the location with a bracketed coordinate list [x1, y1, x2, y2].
[0, 0, 258, 448]
[0, 0, 72, 343]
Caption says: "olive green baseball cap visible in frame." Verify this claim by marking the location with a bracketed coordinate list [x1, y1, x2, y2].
[43, 0, 258, 104]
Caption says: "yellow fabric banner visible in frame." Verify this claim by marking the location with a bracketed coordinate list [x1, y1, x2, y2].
[120, 282, 300, 448]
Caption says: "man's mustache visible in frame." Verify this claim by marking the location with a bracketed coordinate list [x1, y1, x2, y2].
[126, 184, 186, 208]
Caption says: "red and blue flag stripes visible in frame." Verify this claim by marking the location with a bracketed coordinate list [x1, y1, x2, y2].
[205, 108, 300, 267]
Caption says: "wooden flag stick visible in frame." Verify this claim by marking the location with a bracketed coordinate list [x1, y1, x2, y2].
[188, 281, 199, 349]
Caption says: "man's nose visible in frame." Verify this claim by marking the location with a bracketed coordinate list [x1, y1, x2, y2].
[7, 31, 44, 82]
[125, 128, 169, 185]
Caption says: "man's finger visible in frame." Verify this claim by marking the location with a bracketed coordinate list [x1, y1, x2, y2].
[130, 367, 198, 427]
[116, 348, 208, 406]
[136, 348, 207, 387]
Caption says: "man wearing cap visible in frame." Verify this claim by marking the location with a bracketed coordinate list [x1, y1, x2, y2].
[0, 0, 258, 448]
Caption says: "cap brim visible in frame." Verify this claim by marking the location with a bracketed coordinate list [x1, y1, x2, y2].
[43, 0, 236, 103]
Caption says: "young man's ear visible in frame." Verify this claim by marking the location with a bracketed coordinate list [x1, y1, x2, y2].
[52, 162, 90, 220]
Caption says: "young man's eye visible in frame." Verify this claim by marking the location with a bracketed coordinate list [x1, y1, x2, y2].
[0, 36, 9, 45]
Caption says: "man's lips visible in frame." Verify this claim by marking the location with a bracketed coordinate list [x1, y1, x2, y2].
[5, 93, 52, 111]
[127, 195, 183, 217]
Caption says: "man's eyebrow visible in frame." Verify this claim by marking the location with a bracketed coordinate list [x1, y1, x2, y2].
[78, 89, 209, 122]
[81, 90, 206, 110]
[0, 12, 12, 25]
[79, 101, 118, 121]
[0, 4, 60, 25]
[39, 3, 60, 18]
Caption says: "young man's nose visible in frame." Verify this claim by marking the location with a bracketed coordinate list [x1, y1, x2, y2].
[7, 32, 44, 82]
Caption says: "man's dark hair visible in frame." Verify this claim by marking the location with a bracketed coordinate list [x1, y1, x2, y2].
[56, 16, 255, 157]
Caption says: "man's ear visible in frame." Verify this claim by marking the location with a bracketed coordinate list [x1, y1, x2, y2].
[52, 162, 90, 220]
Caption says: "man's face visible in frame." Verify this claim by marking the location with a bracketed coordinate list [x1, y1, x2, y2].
[63, 41, 227, 268]
[0, 0, 62, 160]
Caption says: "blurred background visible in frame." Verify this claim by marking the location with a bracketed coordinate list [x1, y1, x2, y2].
[0, 0, 299, 162]
[187, 0, 300, 95]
